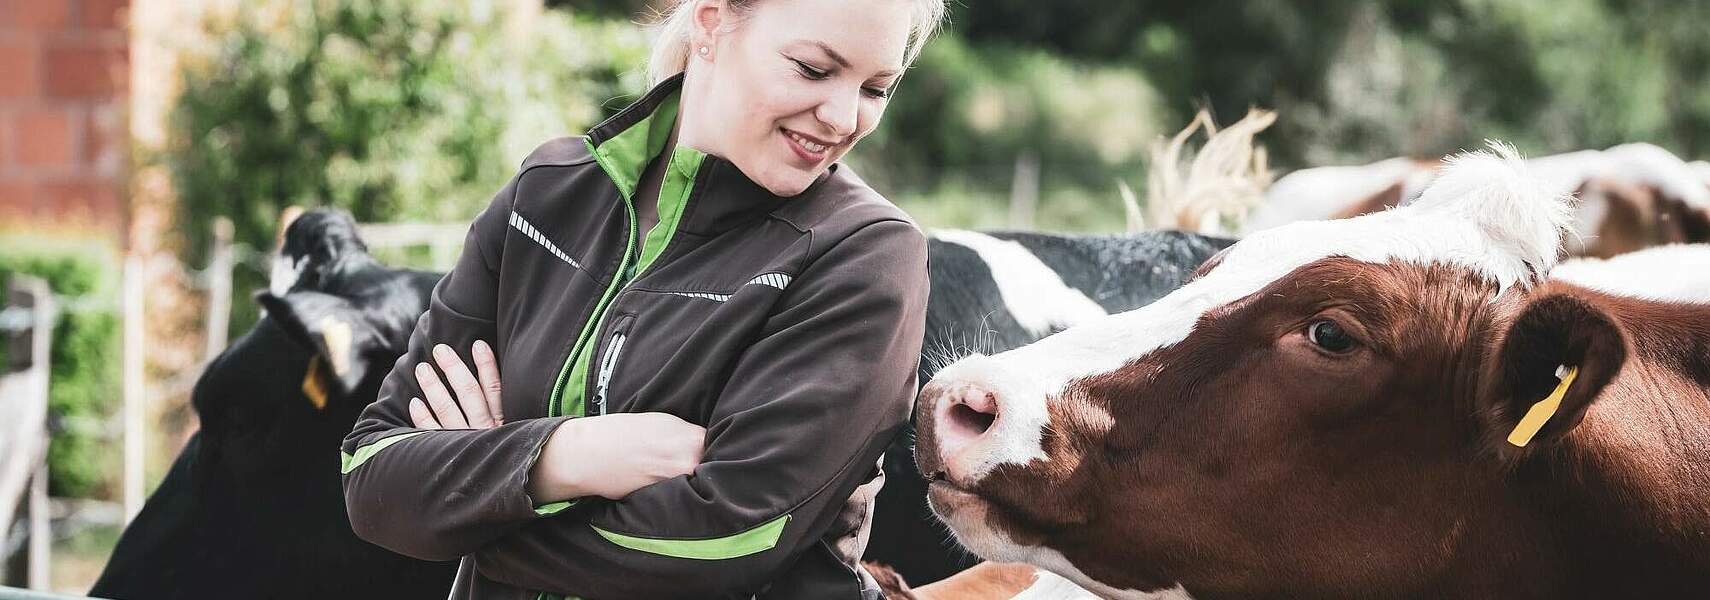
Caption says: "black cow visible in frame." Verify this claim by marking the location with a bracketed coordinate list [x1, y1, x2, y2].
[90, 209, 456, 599]
[862, 228, 1233, 586]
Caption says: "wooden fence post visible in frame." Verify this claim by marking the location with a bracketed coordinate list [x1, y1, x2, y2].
[122, 254, 145, 523]
[0, 277, 55, 589]
[1009, 151, 1040, 229]
[205, 218, 235, 359]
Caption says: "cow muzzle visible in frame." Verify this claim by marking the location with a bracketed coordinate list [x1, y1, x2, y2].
[917, 355, 1062, 489]
[929, 381, 1001, 474]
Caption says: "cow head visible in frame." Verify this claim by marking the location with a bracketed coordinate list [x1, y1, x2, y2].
[193, 208, 439, 475]
[916, 144, 1634, 597]
[271, 207, 372, 296]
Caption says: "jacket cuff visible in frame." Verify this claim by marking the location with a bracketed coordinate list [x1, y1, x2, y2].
[519, 416, 579, 516]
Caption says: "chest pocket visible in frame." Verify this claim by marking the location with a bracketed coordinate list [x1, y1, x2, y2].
[590, 314, 635, 416]
[593, 271, 797, 422]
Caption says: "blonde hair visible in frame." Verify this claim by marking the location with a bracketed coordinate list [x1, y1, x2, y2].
[646, 0, 947, 85]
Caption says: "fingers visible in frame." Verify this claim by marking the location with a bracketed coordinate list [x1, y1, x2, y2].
[473, 340, 504, 425]
[433, 344, 495, 429]
[415, 361, 470, 429]
[408, 398, 442, 430]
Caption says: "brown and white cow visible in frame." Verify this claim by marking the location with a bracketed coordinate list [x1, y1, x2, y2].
[1241, 157, 1441, 234]
[1248, 144, 1710, 260]
[916, 144, 1710, 598]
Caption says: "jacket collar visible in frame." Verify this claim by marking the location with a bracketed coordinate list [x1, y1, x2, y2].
[584, 73, 836, 236]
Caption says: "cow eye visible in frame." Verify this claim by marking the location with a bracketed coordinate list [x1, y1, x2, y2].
[1307, 319, 1356, 353]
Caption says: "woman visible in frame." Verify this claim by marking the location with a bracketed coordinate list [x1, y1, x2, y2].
[339, 0, 945, 598]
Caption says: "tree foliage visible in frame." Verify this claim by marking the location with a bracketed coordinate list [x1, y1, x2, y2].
[165, 0, 650, 329]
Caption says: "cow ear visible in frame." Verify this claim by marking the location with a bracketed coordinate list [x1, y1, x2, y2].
[256, 290, 384, 400]
[1479, 292, 1626, 453]
[271, 208, 368, 295]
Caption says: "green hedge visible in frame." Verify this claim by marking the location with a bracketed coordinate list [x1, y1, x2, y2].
[165, 1, 650, 333]
[0, 234, 121, 499]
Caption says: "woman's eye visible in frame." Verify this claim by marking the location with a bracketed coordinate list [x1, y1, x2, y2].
[863, 86, 890, 99]
[792, 59, 829, 80]
[1307, 319, 1356, 353]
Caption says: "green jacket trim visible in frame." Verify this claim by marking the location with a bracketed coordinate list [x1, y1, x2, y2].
[589, 514, 791, 561]
[635, 146, 704, 276]
[551, 90, 705, 419]
[533, 500, 575, 516]
[591, 93, 682, 200]
[339, 430, 432, 475]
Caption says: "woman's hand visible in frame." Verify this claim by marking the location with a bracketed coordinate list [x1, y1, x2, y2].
[407, 339, 702, 501]
[529, 413, 707, 501]
[409, 340, 505, 430]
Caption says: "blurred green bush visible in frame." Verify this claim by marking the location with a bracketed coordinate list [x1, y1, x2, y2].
[0, 234, 121, 499]
[852, 34, 1164, 232]
[165, 0, 651, 332]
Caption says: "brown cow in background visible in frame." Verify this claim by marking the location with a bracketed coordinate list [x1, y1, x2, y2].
[1568, 177, 1710, 257]
[1249, 143, 1710, 259]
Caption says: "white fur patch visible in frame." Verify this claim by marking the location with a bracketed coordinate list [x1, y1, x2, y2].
[933, 142, 1571, 484]
[1528, 143, 1710, 246]
[934, 516, 1190, 600]
[1030, 549, 1194, 600]
[1010, 567, 1103, 600]
[1244, 157, 1426, 233]
[1689, 160, 1710, 187]
[270, 255, 305, 296]
[1552, 244, 1710, 303]
[932, 230, 1108, 337]
[1526, 143, 1707, 206]
[1602, 143, 1710, 208]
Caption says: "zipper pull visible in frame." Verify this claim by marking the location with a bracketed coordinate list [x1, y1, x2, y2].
[593, 334, 627, 416]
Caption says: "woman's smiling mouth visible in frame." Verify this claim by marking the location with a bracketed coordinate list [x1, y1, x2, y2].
[782, 127, 835, 163]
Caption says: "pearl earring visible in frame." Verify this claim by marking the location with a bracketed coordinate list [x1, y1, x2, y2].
[698, 46, 710, 56]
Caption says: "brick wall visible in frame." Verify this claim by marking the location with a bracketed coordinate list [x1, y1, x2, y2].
[0, 0, 129, 233]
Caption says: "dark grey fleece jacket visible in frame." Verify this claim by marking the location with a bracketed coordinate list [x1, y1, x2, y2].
[340, 74, 928, 600]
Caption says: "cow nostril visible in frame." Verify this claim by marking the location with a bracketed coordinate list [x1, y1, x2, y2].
[948, 401, 997, 437]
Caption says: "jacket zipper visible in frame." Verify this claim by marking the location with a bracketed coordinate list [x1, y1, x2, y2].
[592, 317, 631, 416]
[545, 208, 635, 419]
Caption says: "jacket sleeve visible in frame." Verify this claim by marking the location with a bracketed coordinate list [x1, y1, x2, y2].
[340, 174, 576, 561]
[470, 219, 930, 599]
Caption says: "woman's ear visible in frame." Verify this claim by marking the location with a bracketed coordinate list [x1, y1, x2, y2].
[689, 0, 727, 61]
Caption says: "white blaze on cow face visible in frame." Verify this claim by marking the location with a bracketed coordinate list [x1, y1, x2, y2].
[925, 142, 1574, 583]
[932, 230, 1108, 338]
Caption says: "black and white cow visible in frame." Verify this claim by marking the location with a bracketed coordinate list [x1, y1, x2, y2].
[863, 229, 1232, 586]
[90, 209, 456, 599]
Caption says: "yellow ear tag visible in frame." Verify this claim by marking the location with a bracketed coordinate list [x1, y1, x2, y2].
[302, 354, 330, 411]
[1506, 365, 1578, 448]
[317, 317, 353, 376]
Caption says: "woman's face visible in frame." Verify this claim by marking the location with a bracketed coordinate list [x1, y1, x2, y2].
[681, 0, 913, 197]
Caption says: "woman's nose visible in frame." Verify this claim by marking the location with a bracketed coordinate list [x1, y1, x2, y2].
[814, 89, 860, 139]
